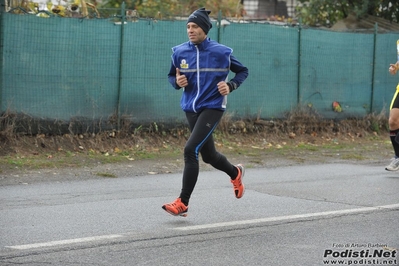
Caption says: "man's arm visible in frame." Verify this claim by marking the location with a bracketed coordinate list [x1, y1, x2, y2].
[227, 55, 249, 92]
[167, 62, 181, 89]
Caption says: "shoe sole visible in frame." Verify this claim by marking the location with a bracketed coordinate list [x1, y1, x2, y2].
[240, 185, 245, 198]
[162, 206, 188, 217]
[235, 164, 245, 199]
[236, 185, 245, 199]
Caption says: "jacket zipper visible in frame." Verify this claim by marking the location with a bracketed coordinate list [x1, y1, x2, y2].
[192, 45, 200, 113]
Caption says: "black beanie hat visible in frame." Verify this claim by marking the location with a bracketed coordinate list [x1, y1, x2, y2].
[187, 8, 213, 34]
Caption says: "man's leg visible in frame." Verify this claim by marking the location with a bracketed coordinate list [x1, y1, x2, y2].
[179, 110, 225, 205]
[386, 103, 399, 171]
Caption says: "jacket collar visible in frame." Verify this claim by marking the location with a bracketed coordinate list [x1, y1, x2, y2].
[189, 37, 210, 50]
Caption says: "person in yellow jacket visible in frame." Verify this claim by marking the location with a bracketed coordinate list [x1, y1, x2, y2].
[386, 56, 399, 171]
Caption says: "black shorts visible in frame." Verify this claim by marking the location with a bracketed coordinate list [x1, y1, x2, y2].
[390, 84, 399, 110]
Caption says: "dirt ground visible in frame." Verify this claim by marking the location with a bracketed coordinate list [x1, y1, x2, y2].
[0, 115, 395, 186]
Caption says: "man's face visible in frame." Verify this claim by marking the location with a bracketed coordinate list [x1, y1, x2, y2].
[187, 22, 206, 44]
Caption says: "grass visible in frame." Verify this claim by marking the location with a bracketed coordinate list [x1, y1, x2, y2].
[95, 172, 118, 178]
[0, 107, 392, 173]
[0, 133, 391, 175]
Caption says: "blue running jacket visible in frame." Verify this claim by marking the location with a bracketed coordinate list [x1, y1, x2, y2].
[168, 38, 249, 113]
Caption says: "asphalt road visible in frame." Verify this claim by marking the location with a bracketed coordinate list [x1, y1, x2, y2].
[0, 163, 398, 266]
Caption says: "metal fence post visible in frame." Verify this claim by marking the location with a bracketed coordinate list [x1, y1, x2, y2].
[297, 19, 302, 105]
[370, 22, 378, 114]
[0, 7, 7, 115]
[116, 2, 126, 130]
[217, 10, 221, 43]
[0, 9, 3, 112]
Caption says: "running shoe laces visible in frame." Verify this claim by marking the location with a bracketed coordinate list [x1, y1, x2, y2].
[231, 164, 245, 199]
[162, 198, 188, 217]
[385, 157, 399, 171]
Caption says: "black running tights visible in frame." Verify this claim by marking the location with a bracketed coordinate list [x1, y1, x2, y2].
[179, 109, 238, 205]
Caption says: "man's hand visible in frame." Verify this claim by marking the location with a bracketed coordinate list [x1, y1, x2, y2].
[217, 81, 230, 96]
[176, 68, 188, 88]
[389, 62, 399, 75]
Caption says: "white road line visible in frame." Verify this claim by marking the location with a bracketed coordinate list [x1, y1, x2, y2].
[6, 234, 123, 250]
[174, 203, 399, 231]
[5, 204, 399, 250]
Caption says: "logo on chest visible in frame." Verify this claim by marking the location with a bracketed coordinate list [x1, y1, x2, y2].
[180, 59, 189, 69]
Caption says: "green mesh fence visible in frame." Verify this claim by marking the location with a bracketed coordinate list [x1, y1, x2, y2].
[221, 23, 299, 118]
[1, 10, 399, 133]
[300, 29, 375, 117]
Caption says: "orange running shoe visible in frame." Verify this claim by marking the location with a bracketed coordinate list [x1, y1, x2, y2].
[162, 198, 188, 217]
[231, 164, 245, 198]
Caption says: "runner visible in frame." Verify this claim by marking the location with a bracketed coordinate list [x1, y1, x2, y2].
[162, 8, 249, 216]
